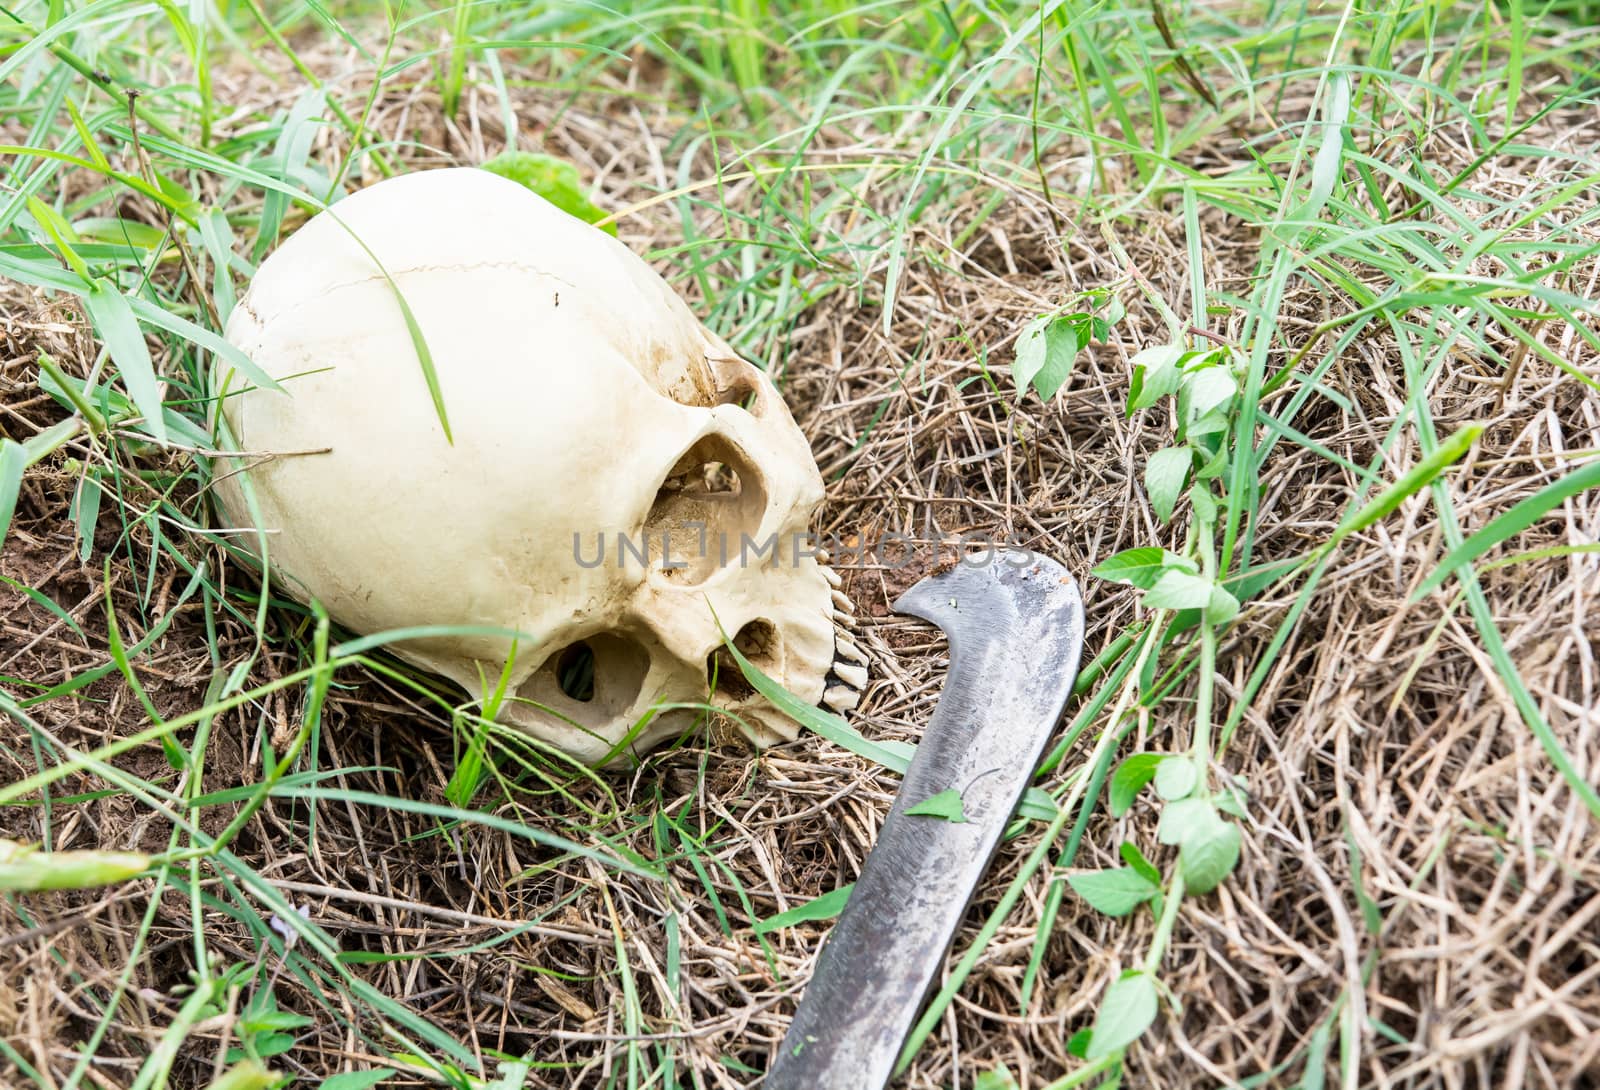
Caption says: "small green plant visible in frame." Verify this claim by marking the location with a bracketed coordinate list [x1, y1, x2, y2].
[480, 151, 616, 235]
[1010, 287, 1125, 403]
[226, 989, 311, 1066]
[1054, 337, 1251, 1060]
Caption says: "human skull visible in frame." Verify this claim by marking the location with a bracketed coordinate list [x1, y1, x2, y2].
[210, 168, 866, 765]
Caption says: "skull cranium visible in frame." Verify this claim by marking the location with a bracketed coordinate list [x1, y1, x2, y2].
[210, 168, 865, 764]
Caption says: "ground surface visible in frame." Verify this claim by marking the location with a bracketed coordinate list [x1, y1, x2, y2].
[2, 3, 1599, 1089]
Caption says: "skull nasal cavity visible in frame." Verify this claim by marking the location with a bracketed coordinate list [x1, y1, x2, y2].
[714, 376, 763, 414]
[644, 434, 767, 585]
[556, 643, 595, 701]
[708, 619, 781, 701]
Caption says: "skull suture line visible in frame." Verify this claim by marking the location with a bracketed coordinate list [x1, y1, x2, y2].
[211, 168, 866, 765]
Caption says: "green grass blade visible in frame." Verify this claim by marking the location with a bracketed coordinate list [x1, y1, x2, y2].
[275, 786, 661, 881]
[83, 280, 169, 445]
[0, 440, 27, 550]
[1329, 423, 1482, 545]
[1412, 457, 1600, 598]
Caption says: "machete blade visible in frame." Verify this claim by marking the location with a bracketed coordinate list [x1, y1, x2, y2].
[765, 549, 1085, 1090]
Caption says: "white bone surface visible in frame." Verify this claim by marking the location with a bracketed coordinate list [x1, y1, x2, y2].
[213, 168, 843, 764]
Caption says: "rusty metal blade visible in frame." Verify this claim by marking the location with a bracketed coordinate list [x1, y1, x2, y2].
[765, 549, 1085, 1090]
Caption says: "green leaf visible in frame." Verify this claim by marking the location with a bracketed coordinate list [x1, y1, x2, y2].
[1205, 584, 1240, 625]
[974, 1065, 1020, 1090]
[1154, 756, 1199, 801]
[1021, 787, 1059, 820]
[1012, 313, 1083, 403]
[22, 417, 82, 465]
[1340, 826, 1381, 940]
[240, 1007, 313, 1034]
[129, 295, 281, 394]
[1181, 364, 1238, 423]
[1109, 753, 1164, 817]
[1296, 1018, 1333, 1090]
[1144, 446, 1191, 523]
[1091, 547, 1191, 590]
[1086, 970, 1159, 1058]
[71, 471, 102, 562]
[321, 1070, 397, 1090]
[0, 838, 151, 891]
[255, 88, 327, 260]
[253, 1031, 297, 1058]
[756, 884, 853, 933]
[25, 195, 90, 280]
[1185, 408, 1231, 440]
[1180, 818, 1241, 894]
[1067, 867, 1159, 917]
[906, 788, 967, 823]
[1066, 1028, 1093, 1058]
[487, 1055, 536, 1089]
[1157, 796, 1218, 846]
[202, 1061, 279, 1090]
[1128, 344, 1184, 412]
[316, 209, 451, 443]
[195, 209, 240, 323]
[1119, 841, 1161, 886]
[36, 362, 205, 449]
[1214, 781, 1249, 818]
[1036, 315, 1090, 400]
[480, 152, 615, 235]
[282, 786, 659, 880]
[222, 1030, 291, 1056]
[84, 280, 168, 444]
[76, 218, 170, 250]
[0, 440, 25, 553]
[1194, 442, 1230, 481]
[1413, 457, 1600, 598]
[1302, 73, 1352, 221]
[1142, 568, 1214, 611]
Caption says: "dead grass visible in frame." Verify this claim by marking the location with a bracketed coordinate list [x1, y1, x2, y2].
[2, 26, 1599, 1090]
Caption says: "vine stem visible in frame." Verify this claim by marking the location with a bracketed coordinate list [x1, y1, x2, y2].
[1135, 524, 1222, 958]
[1191, 517, 1219, 762]
[895, 620, 1168, 1073]
[1142, 869, 1188, 974]
[1106, 518, 1221, 1076]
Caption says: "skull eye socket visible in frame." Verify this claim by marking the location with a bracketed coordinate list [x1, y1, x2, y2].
[644, 434, 767, 584]
[707, 618, 781, 701]
[519, 634, 650, 724]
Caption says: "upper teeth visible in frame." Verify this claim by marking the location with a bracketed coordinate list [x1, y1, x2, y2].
[834, 635, 868, 666]
[823, 565, 869, 716]
[823, 684, 861, 714]
[831, 662, 868, 690]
